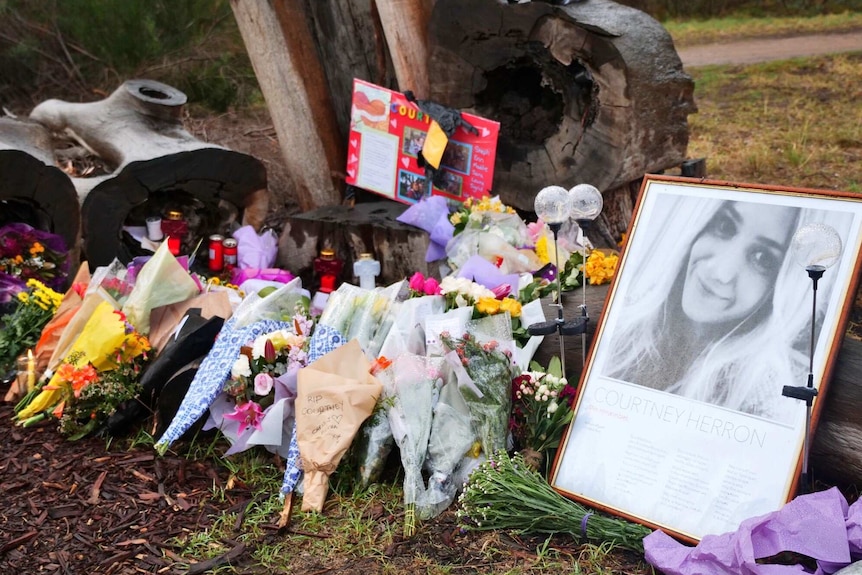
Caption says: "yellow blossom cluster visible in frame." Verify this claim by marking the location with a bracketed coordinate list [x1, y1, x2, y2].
[16, 279, 63, 312]
[584, 250, 619, 286]
[475, 296, 522, 318]
[450, 195, 516, 226]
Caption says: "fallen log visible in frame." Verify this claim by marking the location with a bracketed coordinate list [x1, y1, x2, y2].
[375, 0, 432, 98]
[427, 0, 696, 242]
[0, 117, 81, 275]
[26, 80, 268, 269]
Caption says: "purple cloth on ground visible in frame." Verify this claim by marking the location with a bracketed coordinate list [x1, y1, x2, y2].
[645, 487, 862, 575]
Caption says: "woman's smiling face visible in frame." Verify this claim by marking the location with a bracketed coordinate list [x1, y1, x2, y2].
[681, 201, 797, 325]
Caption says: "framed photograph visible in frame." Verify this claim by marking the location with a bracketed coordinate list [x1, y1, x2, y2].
[550, 175, 862, 541]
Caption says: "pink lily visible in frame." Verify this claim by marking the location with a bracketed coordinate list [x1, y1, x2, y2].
[223, 401, 264, 435]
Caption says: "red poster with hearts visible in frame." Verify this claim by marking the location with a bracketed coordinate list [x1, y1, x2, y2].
[345, 79, 500, 205]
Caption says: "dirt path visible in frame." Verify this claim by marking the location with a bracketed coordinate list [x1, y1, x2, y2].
[677, 29, 862, 68]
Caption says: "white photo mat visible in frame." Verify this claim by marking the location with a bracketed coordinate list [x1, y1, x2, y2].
[550, 175, 862, 541]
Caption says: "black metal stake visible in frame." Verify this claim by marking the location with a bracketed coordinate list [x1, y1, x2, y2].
[527, 222, 586, 380]
[781, 264, 825, 495]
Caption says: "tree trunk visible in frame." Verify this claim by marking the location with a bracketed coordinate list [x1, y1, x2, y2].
[427, 0, 696, 230]
[277, 201, 442, 289]
[375, 0, 432, 98]
[231, 0, 345, 211]
[301, 0, 390, 140]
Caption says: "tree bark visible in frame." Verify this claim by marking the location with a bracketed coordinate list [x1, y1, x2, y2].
[375, 0, 432, 98]
[231, 0, 345, 211]
[301, 0, 389, 140]
[427, 0, 696, 227]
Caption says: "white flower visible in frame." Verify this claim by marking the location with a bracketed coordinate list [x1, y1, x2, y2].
[439, 276, 460, 294]
[251, 335, 268, 360]
[231, 355, 252, 379]
[547, 400, 559, 414]
[454, 294, 469, 308]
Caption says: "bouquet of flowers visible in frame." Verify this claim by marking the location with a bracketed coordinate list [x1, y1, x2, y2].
[0, 279, 63, 373]
[15, 309, 151, 439]
[0, 223, 69, 301]
[457, 451, 651, 552]
[440, 331, 517, 458]
[510, 356, 577, 473]
[213, 303, 314, 455]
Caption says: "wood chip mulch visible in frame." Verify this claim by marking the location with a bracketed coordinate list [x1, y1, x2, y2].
[0, 402, 243, 574]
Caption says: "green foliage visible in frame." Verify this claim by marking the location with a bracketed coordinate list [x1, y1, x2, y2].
[618, 0, 862, 20]
[0, 0, 254, 111]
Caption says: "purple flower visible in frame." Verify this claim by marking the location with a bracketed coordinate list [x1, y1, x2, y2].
[223, 401, 264, 435]
[254, 373, 274, 396]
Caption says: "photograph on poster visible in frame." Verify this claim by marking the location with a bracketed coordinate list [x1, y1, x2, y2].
[551, 175, 862, 541]
[441, 141, 472, 175]
[397, 170, 426, 203]
[434, 170, 463, 198]
[402, 127, 427, 158]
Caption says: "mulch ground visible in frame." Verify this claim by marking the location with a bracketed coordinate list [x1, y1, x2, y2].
[0, 401, 238, 574]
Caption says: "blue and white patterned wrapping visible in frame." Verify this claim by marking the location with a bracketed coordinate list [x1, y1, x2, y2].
[280, 323, 347, 497]
[155, 316, 289, 450]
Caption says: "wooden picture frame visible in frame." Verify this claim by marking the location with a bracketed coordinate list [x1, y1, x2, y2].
[550, 175, 862, 541]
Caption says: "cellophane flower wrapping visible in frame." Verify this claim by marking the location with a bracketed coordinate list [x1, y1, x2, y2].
[122, 242, 200, 334]
[378, 295, 446, 359]
[14, 300, 151, 437]
[232, 277, 308, 328]
[424, 361, 474, 518]
[318, 281, 401, 358]
[87, 259, 134, 308]
[0, 222, 70, 298]
[377, 354, 444, 535]
[207, 296, 313, 456]
[441, 315, 517, 459]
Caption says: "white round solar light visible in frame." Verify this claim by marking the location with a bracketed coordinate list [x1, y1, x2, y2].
[569, 183, 603, 222]
[534, 185, 573, 225]
[791, 222, 842, 271]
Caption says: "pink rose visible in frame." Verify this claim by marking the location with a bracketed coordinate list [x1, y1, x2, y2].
[254, 372, 274, 396]
[423, 277, 441, 295]
[408, 272, 426, 292]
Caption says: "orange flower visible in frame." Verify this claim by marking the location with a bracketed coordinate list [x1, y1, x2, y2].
[30, 242, 45, 255]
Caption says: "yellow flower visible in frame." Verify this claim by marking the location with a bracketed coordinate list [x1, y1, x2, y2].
[450, 212, 463, 225]
[584, 250, 619, 286]
[535, 236, 550, 264]
[16, 291, 29, 304]
[499, 297, 522, 318]
[475, 297, 501, 315]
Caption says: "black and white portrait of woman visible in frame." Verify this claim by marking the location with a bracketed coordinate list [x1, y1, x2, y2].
[600, 192, 855, 424]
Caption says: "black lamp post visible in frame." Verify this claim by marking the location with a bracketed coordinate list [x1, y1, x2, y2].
[782, 222, 842, 494]
[569, 183, 604, 367]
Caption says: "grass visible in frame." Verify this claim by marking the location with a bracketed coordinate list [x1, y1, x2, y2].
[665, 11, 862, 47]
[685, 53, 862, 193]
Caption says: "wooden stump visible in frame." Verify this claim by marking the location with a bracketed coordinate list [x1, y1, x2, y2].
[277, 201, 442, 289]
[427, 0, 696, 239]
